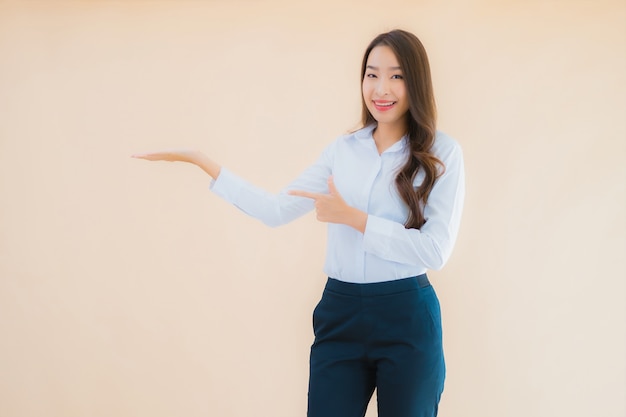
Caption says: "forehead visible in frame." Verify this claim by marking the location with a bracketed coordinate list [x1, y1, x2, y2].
[366, 45, 401, 69]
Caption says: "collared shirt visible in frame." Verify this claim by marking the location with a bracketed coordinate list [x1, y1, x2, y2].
[210, 124, 465, 283]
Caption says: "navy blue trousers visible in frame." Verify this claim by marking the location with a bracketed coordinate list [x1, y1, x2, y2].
[307, 275, 445, 417]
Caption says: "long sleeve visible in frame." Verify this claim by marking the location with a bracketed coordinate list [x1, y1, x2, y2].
[362, 140, 465, 270]
[209, 143, 334, 227]
[207, 125, 464, 283]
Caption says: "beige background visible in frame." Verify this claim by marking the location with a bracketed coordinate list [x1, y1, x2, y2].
[1, 1, 624, 416]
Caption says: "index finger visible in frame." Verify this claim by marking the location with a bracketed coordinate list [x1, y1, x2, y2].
[131, 152, 171, 161]
[131, 152, 152, 158]
[288, 190, 322, 200]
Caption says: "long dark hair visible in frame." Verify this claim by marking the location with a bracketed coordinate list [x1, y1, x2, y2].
[360, 30, 443, 229]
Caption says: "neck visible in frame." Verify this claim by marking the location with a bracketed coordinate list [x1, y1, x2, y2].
[373, 122, 407, 154]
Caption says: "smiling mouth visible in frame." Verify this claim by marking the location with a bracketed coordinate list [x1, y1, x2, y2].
[373, 101, 397, 111]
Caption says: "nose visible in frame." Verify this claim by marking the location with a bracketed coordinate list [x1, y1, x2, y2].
[375, 77, 390, 96]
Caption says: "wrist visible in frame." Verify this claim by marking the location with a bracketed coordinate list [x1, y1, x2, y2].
[194, 152, 221, 179]
[346, 207, 367, 233]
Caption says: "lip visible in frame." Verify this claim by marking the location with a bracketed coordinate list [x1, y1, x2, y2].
[373, 100, 396, 112]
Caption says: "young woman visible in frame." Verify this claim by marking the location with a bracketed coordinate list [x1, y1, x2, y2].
[133, 29, 464, 417]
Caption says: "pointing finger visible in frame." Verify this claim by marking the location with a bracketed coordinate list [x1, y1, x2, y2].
[288, 190, 322, 200]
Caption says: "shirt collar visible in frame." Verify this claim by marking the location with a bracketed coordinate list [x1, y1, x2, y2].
[355, 124, 408, 154]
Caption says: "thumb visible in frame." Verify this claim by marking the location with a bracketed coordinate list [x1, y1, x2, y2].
[327, 176, 339, 195]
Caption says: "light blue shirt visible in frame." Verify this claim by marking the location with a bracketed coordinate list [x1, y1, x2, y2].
[210, 124, 465, 283]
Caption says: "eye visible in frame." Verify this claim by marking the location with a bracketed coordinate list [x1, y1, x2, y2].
[391, 74, 404, 80]
[365, 73, 377, 78]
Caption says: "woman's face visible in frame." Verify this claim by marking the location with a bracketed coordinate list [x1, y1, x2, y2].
[362, 45, 410, 129]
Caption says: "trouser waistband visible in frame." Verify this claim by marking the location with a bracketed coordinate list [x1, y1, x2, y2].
[325, 274, 430, 297]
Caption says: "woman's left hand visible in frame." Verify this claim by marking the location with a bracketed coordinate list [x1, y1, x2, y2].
[289, 177, 367, 232]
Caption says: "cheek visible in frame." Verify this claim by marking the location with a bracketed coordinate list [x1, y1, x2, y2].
[395, 85, 407, 101]
[362, 85, 374, 110]
[361, 82, 370, 98]
[397, 90, 409, 111]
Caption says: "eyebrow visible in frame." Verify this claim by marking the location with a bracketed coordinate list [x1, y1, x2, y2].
[366, 65, 403, 71]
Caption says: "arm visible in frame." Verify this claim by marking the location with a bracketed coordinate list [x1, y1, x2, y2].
[289, 140, 465, 270]
[362, 143, 465, 270]
[132, 146, 333, 227]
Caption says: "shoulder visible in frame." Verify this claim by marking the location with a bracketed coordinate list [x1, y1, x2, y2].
[432, 130, 463, 162]
[340, 125, 374, 143]
[326, 125, 373, 150]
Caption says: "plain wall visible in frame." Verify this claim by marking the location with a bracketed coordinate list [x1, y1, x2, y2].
[1, 1, 624, 416]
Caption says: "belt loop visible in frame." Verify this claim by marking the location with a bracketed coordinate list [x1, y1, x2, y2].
[417, 274, 430, 288]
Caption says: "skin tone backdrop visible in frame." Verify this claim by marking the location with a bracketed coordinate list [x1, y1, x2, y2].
[0, 1, 624, 417]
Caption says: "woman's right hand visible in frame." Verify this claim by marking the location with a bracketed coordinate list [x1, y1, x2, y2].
[131, 149, 202, 163]
[132, 149, 221, 179]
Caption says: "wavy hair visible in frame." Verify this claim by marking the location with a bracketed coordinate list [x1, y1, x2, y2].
[360, 29, 444, 229]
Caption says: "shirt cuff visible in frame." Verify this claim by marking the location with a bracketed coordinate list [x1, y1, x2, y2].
[209, 167, 244, 204]
[363, 215, 395, 258]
